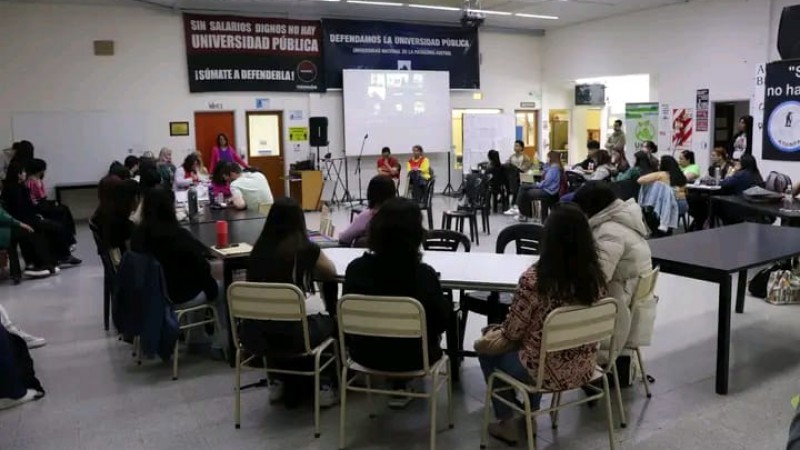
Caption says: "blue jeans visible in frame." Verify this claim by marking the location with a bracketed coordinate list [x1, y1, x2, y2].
[479, 351, 542, 420]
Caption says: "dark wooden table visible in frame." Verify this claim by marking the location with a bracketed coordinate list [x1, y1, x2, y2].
[649, 223, 800, 395]
[186, 219, 339, 366]
[183, 205, 267, 224]
[711, 195, 800, 227]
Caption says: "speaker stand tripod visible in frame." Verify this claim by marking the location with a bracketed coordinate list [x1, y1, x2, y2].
[442, 150, 457, 197]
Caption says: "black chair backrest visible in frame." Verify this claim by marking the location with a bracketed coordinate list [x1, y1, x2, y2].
[566, 171, 586, 193]
[423, 229, 471, 252]
[495, 223, 543, 255]
[421, 177, 436, 208]
[89, 220, 118, 276]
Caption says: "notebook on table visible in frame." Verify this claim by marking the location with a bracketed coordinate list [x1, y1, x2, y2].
[210, 243, 253, 258]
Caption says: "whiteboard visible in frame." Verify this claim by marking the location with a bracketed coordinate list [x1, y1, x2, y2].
[12, 111, 146, 190]
[343, 69, 451, 156]
[462, 113, 516, 170]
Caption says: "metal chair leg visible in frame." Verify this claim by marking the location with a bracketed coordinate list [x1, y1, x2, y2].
[635, 348, 652, 398]
[602, 374, 617, 450]
[611, 362, 627, 428]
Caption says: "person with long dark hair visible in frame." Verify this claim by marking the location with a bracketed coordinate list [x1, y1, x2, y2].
[210, 161, 232, 199]
[638, 155, 689, 214]
[130, 186, 227, 347]
[339, 175, 396, 246]
[210, 133, 248, 174]
[476, 204, 607, 444]
[589, 149, 616, 181]
[611, 148, 630, 175]
[242, 197, 338, 407]
[1, 163, 80, 269]
[729, 115, 753, 160]
[343, 197, 450, 408]
[174, 153, 201, 189]
[24, 158, 77, 248]
[715, 154, 765, 225]
[91, 178, 138, 253]
[642, 141, 660, 171]
[678, 150, 701, 182]
[616, 150, 654, 181]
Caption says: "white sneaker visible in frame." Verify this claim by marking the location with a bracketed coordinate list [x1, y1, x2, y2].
[503, 207, 519, 216]
[0, 389, 38, 411]
[23, 267, 50, 278]
[319, 384, 339, 408]
[8, 326, 47, 349]
[268, 380, 284, 403]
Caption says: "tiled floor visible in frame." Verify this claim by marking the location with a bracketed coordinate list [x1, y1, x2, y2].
[0, 195, 797, 449]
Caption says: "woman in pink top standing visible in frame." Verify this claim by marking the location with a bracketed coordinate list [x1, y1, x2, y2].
[209, 133, 248, 174]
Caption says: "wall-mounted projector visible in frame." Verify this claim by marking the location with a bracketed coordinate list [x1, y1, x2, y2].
[460, 9, 485, 28]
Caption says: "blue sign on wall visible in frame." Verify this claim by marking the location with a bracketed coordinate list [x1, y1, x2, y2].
[322, 19, 480, 90]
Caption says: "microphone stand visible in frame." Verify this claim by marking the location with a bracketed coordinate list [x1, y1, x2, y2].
[342, 148, 353, 204]
[355, 134, 368, 205]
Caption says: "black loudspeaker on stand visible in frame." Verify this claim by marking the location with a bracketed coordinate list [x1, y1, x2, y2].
[778, 5, 800, 60]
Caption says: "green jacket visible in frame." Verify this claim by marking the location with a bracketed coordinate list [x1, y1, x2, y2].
[0, 206, 21, 248]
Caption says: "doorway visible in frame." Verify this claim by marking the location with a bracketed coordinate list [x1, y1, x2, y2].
[246, 111, 285, 198]
[548, 109, 570, 164]
[194, 111, 236, 170]
[712, 100, 749, 151]
[514, 110, 539, 163]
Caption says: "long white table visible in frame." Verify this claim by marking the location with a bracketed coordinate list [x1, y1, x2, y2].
[323, 247, 537, 292]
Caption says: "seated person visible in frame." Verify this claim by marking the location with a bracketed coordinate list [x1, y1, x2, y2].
[589, 150, 616, 181]
[107, 161, 132, 181]
[715, 155, 765, 225]
[220, 164, 273, 211]
[0, 203, 55, 278]
[642, 141, 660, 172]
[1, 163, 81, 267]
[611, 148, 630, 175]
[130, 158, 165, 225]
[0, 304, 45, 349]
[339, 175, 395, 246]
[509, 151, 563, 222]
[195, 151, 209, 178]
[678, 150, 701, 182]
[406, 145, 431, 201]
[174, 153, 201, 189]
[616, 150, 654, 181]
[574, 140, 600, 171]
[476, 204, 607, 444]
[124, 155, 140, 180]
[130, 186, 227, 350]
[0, 324, 45, 411]
[708, 147, 735, 181]
[573, 182, 653, 355]
[638, 155, 688, 215]
[242, 197, 338, 406]
[485, 149, 508, 198]
[343, 197, 450, 407]
[210, 161, 232, 201]
[91, 178, 138, 256]
[377, 147, 400, 180]
[157, 147, 176, 186]
[24, 158, 77, 248]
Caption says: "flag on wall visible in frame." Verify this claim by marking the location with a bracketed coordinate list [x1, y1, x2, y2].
[672, 109, 694, 151]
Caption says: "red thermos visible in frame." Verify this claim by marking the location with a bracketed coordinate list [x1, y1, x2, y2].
[216, 220, 229, 248]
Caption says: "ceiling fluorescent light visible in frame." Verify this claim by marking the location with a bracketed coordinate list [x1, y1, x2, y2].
[467, 9, 512, 16]
[347, 0, 404, 5]
[515, 13, 559, 20]
[408, 4, 460, 11]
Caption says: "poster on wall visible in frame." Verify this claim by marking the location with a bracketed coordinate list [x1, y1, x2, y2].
[659, 103, 671, 140]
[624, 103, 658, 153]
[762, 60, 800, 161]
[322, 19, 479, 89]
[672, 108, 694, 151]
[183, 14, 324, 92]
[696, 89, 710, 132]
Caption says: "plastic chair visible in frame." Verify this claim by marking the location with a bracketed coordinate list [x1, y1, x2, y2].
[337, 295, 453, 450]
[480, 298, 624, 450]
[418, 178, 436, 230]
[626, 267, 660, 398]
[227, 282, 339, 437]
[89, 220, 118, 331]
[422, 230, 471, 253]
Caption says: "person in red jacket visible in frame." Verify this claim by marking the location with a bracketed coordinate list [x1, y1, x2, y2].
[209, 133, 248, 174]
[377, 147, 400, 180]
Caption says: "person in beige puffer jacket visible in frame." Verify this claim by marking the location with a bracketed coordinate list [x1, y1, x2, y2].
[573, 182, 656, 355]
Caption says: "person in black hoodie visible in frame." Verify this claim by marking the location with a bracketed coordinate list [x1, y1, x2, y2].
[130, 186, 227, 350]
[1, 163, 80, 269]
[343, 197, 450, 408]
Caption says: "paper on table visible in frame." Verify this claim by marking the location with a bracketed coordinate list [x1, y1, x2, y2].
[210, 243, 253, 258]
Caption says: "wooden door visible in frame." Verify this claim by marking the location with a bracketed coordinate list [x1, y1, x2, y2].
[194, 111, 236, 169]
[246, 111, 285, 198]
[713, 104, 735, 149]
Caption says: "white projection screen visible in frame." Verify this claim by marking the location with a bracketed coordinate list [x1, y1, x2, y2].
[343, 69, 451, 156]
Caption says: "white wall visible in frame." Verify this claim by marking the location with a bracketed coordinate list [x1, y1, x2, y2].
[0, 2, 543, 198]
[542, 0, 786, 175]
